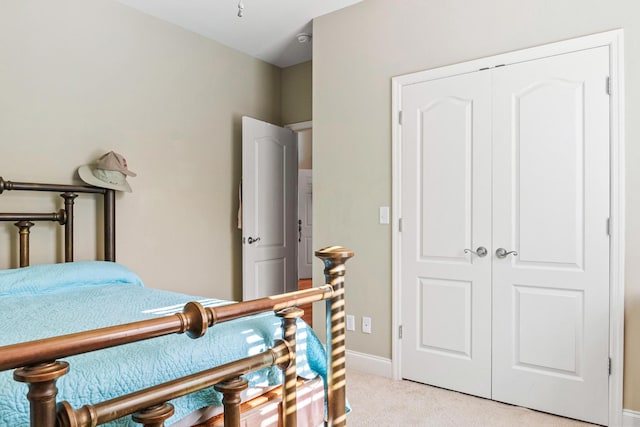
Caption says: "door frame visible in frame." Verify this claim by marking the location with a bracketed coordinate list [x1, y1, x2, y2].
[285, 120, 313, 282]
[391, 30, 625, 425]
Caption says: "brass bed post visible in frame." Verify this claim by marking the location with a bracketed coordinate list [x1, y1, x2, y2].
[104, 189, 116, 261]
[61, 192, 78, 262]
[277, 307, 304, 427]
[15, 220, 34, 267]
[315, 246, 354, 427]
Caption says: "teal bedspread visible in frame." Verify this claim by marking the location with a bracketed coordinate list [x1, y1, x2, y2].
[0, 262, 326, 426]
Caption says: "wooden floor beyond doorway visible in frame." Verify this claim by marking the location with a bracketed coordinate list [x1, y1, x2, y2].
[298, 279, 313, 327]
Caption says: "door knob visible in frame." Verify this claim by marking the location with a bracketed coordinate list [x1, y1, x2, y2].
[496, 248, 518, 258]
[247, 236, 261, 244]
[464, 247, 488, 257]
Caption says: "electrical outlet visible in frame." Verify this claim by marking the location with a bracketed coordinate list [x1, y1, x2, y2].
[362, 316, 372, 334]
[346, 315, 356, 331]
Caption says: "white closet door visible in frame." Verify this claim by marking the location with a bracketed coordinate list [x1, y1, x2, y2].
[400, 71, 493, 398]
[491, 46, 611, 425]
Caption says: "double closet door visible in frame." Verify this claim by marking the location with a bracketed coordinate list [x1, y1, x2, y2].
[400, 46, 611, 425]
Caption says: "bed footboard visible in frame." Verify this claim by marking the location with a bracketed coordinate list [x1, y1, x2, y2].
[0, 246, 354, 427]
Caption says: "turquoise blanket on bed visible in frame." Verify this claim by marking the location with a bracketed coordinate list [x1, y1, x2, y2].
[0, 262, 326, 426]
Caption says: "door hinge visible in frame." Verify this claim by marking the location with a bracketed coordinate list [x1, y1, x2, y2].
[398, 218, 403, 232]
[399, 325, 403, 339]
[398, 110, 403, 125]
[607, 218, 611, 236]
[609, 357, 612, 375]
[606, 77, 612, 95]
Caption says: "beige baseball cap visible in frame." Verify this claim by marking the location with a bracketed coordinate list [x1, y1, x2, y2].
[78, 151, 136, 192]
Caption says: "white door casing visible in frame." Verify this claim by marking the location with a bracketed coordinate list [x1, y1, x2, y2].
[400, 70, 493, 398]
[242, 116, 298, 300]
[298, 169, 313, 279]
[392, 30, 624, 426]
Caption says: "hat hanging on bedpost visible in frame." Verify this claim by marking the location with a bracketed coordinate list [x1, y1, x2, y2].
[78, 151, 136, 192]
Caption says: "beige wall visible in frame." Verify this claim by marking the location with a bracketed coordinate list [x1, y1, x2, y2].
[281, 61, 312, 124]
[0, 0, 282, 301]
[297, 128, 313, 170]
[313, 0, 640, 410]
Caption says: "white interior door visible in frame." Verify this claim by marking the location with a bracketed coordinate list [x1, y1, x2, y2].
[242, 116, 297, 300]
[400, 46, 611, 424]
[491, 46, 610, 425]
[400, 71, 493, 398]
[297, 169, 313, 279]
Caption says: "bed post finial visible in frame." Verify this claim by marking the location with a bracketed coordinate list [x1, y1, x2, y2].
[315, 246, 354, 427]
[214, 377, 249, 427]
[132, 403, 175, 427]
[13, 361, 70, 427]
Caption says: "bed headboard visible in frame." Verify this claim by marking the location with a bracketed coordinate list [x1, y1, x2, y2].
[0, 177, 116, 267]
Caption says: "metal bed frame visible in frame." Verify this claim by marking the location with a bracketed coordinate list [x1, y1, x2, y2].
[0, 177, 353, 426]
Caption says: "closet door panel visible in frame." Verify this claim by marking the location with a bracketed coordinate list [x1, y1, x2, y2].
[516, 80, 584, 268]
[400, 71, 492, 398]
[491, 46, 611, 425]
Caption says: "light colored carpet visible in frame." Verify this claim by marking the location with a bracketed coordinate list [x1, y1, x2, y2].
[345, 369, 597, 426]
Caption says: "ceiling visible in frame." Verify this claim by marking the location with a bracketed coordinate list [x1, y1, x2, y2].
[116, 0, 363, 68]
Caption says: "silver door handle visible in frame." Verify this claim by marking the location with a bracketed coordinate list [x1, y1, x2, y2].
[247, 236, 261, 244]
[496, 248, 518, 258]
[464, 247, 487, 257]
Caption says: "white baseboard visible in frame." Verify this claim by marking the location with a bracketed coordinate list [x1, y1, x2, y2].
[623, 409, 640, 426]
[345, 350, 393, 378]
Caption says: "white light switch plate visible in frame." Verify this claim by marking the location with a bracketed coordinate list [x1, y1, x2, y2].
[379, 206, 390, 224]
[346, 315, 355, 331]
